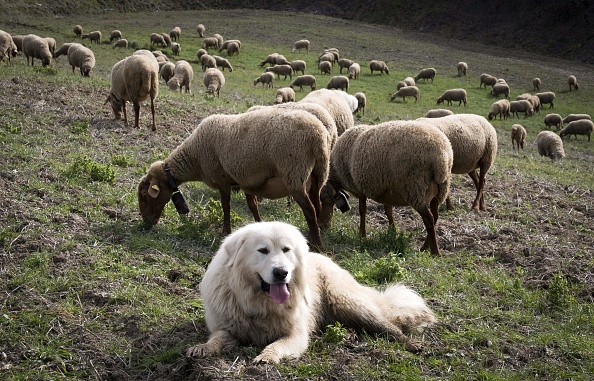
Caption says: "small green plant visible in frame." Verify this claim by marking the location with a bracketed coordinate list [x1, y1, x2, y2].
[324, 322, 347, 344]
[65, 155, 116, 183]
[545, 271, 575, 311]
[3, 122, 23, 134]
[69, 119, 89, 134]
[367, 252, 407, 284]
[111, 154, 134, 167]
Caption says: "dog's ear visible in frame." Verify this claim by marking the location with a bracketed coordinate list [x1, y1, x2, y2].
[220, 233, 247, 267]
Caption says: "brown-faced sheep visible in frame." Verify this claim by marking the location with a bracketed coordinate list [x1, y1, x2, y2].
[82, 31, 101, 44]
[390, 86, 419, 103]
[266, 64, 293, 80]
[338, 59, 354, 74]
[275, 87, 296, 104]
[457, 62, 468, 76]
[254, 72, 275, 88]
[112, 39, 128, 49]
[167, 60, 194, 93]
[568, 75, 579, 91]
[560, 119, 593, 141]
[22, 34, 52, 67]
[348, 63, 360, 80]
[326, 76, 349, 92]
[537, 131, 565, 161]
[354, 92, 366, 115]
[488, 99, 511, 120]
[425, 109, 454, 118]
[292, 39, 310, 53]
[212, 55, 233, 72]
[544, 113, 563, 130]
[196, 24, 205, 38]
[259, 53, 279, 67]
[437, 88, 467, 106]
[536, 92, 556, 108]
[160, 61, 175, 83]
[203, 67, 225, 98]
[533, 77, 541, 91]
[289, 75, 316, 92]
[369, 60, 389, 75]
[414, 68, 436, 83]
[510, 100, 534, 118]
[290, 60, 306, 75]
[170, 26, 181, 42]
[73, 25, 83, 38]
[511, 124, 526, 151]
[67, 43, 95, 77]
[491, 83, 510, 99]
[480, 73, 497, 89]
[562, 114, 591, 124]
[109, 30, 122, 42]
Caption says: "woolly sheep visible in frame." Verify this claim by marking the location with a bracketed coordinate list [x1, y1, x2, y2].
[290, 60, 306, 75]
[137, 107, 331, 248]
[369, 60, 389, 75]
[53, 42, 74, 58]
[213, 34, 224, 48]
[560, 119, 593, 141]
[170, 26, 181, 42]
[326, 120, 453, 255]
[226, 41, 240, 56]
[219, 39, 242, 52]
[161, 33, 172, 46]
[201, 37, 219, 50]
[259, 53, 279, 67]
[155, 55, 168, 63]
[289, 75, 316, 92]
[396, 81, 407, 91]
[326, 76, 349, 92]
[437, 88, 467, 106]
[457, 62, 468, 76]
[354, 92, 366, 115]
[275, 87, 295, 104]
[510, 100, 534, 118]
[0, 30, 17, 64]
[568, 75, 579, 91]
[196, 49, 207, 59]
[196, 24, 205, 38]
[319, 61, 332, 75]
[171, 42, 181, 56]
[22, 34, 52, 67]
[203, 67, 225, 97]
[82, 31, 101, 44]
[562, 113, 591, 124]
[536, 131, 565, 161]
[515, 93, 530, 101]
[487, 99, 511, 120]
[292, 39, 310, 53]
[404, 77, 415, 86]
[491, 83, 510, 99]
[533, 78, 541, 91]
[67, 43, 95, 77]
[11, 34, 24, 53]
[43, 37, 56, 55]
[133, 49, 160, 72]
[109, 30, 122, 42]
[254, 72, 275, 88]
[301, 88, 355, 136]
[536, 92, 556, 108]
[200, 54, 216, 71]
[265, 64, 293, 80]
[338, 59, 354, 74]
[480, 73, 497, 89]
[212, 55, 233, 72]
[318, 52, 335, 66]
[390, 86, 419, 103]
[511, 124, 526, 151]
[73, 25, 83, 38]
[424, 109, 454, 118]
[112, 39, 128, 49]
[105, 54, 158, 130]
[348, 63, 360, 80]
[320, 48, 339, 63]
[160, 61, 175, 83]
[150, 33, 167, 47]
[333, 91, 358, 113]
[167, 60, 194, 93]
[527, 95, 541, 114]
[414, 67, 436, 83]
[544, 113, 563, 130]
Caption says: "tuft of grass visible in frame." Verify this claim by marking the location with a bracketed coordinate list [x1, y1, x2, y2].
[64, 155, 116, 183]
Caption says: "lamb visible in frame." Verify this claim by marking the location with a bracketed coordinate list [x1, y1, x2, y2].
[487, 99, 511, 120]
[348, 63, 360, 80]
[201, 37, 219, 50]
[212, 55, 233, 72]
[326, 76, 349, 92]
[161, 33, 172, 47]
[265, 64, 293, 80]
[560, 119, 593, 141]
[537, 131, 565, 161]
[290, 60, 306, 75]
[150, 33, 167, 47]
[160, 61, 175, 83]
[510, 124, 526, 151]
[196, 24, 205, 38]
[354, 92, 366, 115]
[289, 75, 317, 92]
[171, 42, 181, 56]
[292, 39, 310, 53]
[404, 77, 415, 86]
[369, 60, 389, 75]
[437, 88, 467, 106]
[0, 30, 18, 64]
[254, 72, 275, 88]
[390, 86, 419, 103]
[319, 61, 332, 75]
[167, 60, 194, 93]
[67, 43, 95, 77]
[414, 68, 436, 83]
[22, 34, 52, 67]
[200, 54, 216, 71]
[275, 87, 295, 104]
[169, 26, 181, 42]
[568, 75, 579, 91]
[226, 41, 240, 56]
[544, 113, 563, 130]
[491, 83, 510, 99]
[536, 92, 556, 108]
[326, 120, 453, 256]
[73, 25, 83, 38]
[82, 31, 101, 44]
[109, 30, 122, 42]
[424, 109, 454, 118]
[533, 77, 541, 91]
[259, 53, 279, 67]
[112, 39, 128, 49]
[457, 62, 468, 76]
[203, 67, 225, 97]
[479, 73, 497, 89]
[510, 100, 534, 118]
[53, 42, 74, 58]
[338, 59, 354, 74]
[137, 107, 331, 249]
[562, 113, 591, 124]
[105, 54, 158, 131]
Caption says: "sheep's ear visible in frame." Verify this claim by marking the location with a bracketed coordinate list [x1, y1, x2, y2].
[148, 180, 160, 198]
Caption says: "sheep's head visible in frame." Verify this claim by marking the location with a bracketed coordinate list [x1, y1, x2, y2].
[167, 78, 180, 91]
[42, 57, 52, 67]
[105, 93, 123, 120]
[138, 161, 175, 225]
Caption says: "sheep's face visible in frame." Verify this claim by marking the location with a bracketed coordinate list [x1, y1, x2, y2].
[138, 172, 174, 225]
[42, 57, 52, 67]
[106, 94, 123, 120]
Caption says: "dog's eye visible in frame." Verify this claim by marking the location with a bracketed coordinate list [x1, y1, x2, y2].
[258, 248, 269, 255]
[282, 247, 290, 253]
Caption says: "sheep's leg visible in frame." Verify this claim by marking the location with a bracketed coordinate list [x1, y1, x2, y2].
[358, 195, 367, 237]
[244, 193, 262, 222]
[132, 102, 141, 129]
[218, 187, 232, 235]
[418, 202, 440, 256]
[122, 101, 129, 126]
[290, 190, 323, 250]
[383, 204, 395, 227]
[469, 169, 486, 211]
[307, 176, 322, 219]
[150, 97, 156, 131]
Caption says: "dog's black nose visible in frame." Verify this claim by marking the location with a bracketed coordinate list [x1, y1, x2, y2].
[273, 268, 288, 281]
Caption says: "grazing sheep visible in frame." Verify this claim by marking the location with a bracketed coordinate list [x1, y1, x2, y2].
[213, 34, 224, 48]
[289, 75, 316, 92]
[369, 60, 389, 75]
[201, 37, 219, 50]
[327, 121, 453, 255]
[496, 78, 507, 84]
[318, 52, 336, 66]
[196, 24, 205, 37]
[73, 25, 83, 38]
[275, 54, 291, 66]
[11, 34, 24, 53]
[53, 42, 74, 58]
[0, 30, 17, 64]
[82, 31, 101, 44]
[137, 107, 331, 248]
[160, 61, 175, 83]
[320, 48, 339, 63]
[437, 88, 467, 106]
[290, 60, 306, 75]
[254, 72, 275, 88]
[226, 41, 240, 56]
[533, 77, 541, 91]
[544, 113, 564, 130]
[265, 64, 293, 80]
[319, 60, 332, 75]
[275, 87, 296, 104]
[171, 42, 181, 56]
[67, 43, 95, 77]
[212, 55, 233, 72]
[259, 53, 279, 67]
[511, 124, 526, 151]
[348, 63, 360, 80]
[112, 38, 128, 49]
[155, 55, 168, 64]
[170, 26, 181, 42]
[560, 119, 593, 141]
[414, 68, 436, 83]
[301, 88, 355, 136]
[354, 92, 366, 115]
[150, 33, 167, 47]
[479, 73, 497, 89]
[161, 33, 172, 47]
[396, 81, 407, 90]
[43, 37, 56, 55]
[219, 39, 242, 52]
[109, 30, 122, 42]
[203, 67, 225, 98]
[491, 83, 510, 99]
[167, 60, 194, 93]
[196, 48, 207, 60]
[338, 59, 354, 74]
[326, 76, 349, 92]
[457, 62, 468, 76]
[133, 49, 160, 72]
[292, 39, 310, 53]
[562, 113, 591, 124]
[200, 54, 216, 71]
[510, 100, 534, 118]
[527, 95, 541, 114]
[537, 131, 565, 161]
[403, 77, 415, 86]
[536, 92, 556, 108]
[487, 99, 511, 120]
[22, 34, 52, 67]
[424, 109, 454, 118]
[105, 54, 158, 131]
[333, 92, 358, 113]
[568, 75, 579, 91]
[515, 93, 531, 101]
[390, 86, 419, 103]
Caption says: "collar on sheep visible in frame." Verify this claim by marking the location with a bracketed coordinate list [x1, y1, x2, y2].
[163, 163, 190, 215]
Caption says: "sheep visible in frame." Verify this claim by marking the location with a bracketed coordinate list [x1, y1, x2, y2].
[437, 88, 467, 106]
[150, 33, 167, 47]
[404, 77, 415, 86]
[414, 67, 436, 83]
[0, 30, 17, 64]
[112, 39, 128, 49]
[259, 53, 279, 67]
[196, 24, 205, 37]
[275, 87, 295, 104]
[275, 54, 291, 66]
[226, 41, 240, 56]
[109, 30, 122, 42]
[334, 91, 359, 113]
[424, 109, 454, 118]
[510, 100, 534, 118]
[196, 48, 207, 60]
[390, 86, 419, 103]
[265, 64, 293, 80]
[319, 60, 332, 75]
[11, 34, 24, 53]
[82, 31, 101, 44]
[326, 120, 453, 256]
[369, 60, 389, 75]
[105, 54, 158, 131]
[201, 37, 219, 50]
[133, 49, 160, 72]
[515, 93, 530, 101]
[292, 39, 310, 53]
[326, 76, 349, 92]
[152, 50, 167, 60]
[536, 92, 556, 108]
[171, 42, 181, 56]
[544, 113, 563, 130]
[568, 75, 579, 91]
[170, 26, 181, 42]
[354, 92, 366, 115]
[560, 119, 593, 141]
[533, 77, 541, 91]
[137, 107, 331, 249]
[396, 81, 407, 90]
[290, 60, 306, 75]
[562, 114, 591, 124]
[511, 124, 526, 151]
[212, 55, 233, 72]
[22, 34, 52, 67]
[160, 33, 172, 46]
[67, 43, 95, 77]
[457, 62, 468, 76]
[155, 55, 168, 63]
[300, 88, 355, 136]
[167, 60, 194, 93]
[348, 63, 360, 80]
[491, 83, 510, 99]
[527, 95, 541, 114]
[43, 37, 56, 55]
[203, 67, 225, 98]
[537, 131, 565, 161]
[289, 75, 316, 92]
[200, 54, 216, 71]
[496, 78, 507, 84]
[479, 73, 497, 89]
[219, 39, 242, 52]
[160, 61, 175, 83]
[213, 34, 224, 48]
[338, 59, 354, 74]
[253, 72, 275, 88]
[487, 99, 511, 120]
[53, 42, 74, 58]
[320, 48, 339, 63]
[73, 25, 83, 38]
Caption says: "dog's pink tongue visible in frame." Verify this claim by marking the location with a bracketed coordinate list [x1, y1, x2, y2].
[269, 283, 290, 304]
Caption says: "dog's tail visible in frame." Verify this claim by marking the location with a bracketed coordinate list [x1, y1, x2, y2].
[381, 284, 437, 331]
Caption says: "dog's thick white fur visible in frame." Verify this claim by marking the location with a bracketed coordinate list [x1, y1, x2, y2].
[187, 221, 436, 363]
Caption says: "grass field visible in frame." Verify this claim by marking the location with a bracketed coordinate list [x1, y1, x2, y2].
[1, 9, 593, 380]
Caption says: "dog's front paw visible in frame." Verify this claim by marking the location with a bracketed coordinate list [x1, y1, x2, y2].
[186, 343, 217, 358]
[253, 349, 281, 364]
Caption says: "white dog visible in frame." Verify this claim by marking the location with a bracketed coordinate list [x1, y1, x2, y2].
[187, 221, 436, 363]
